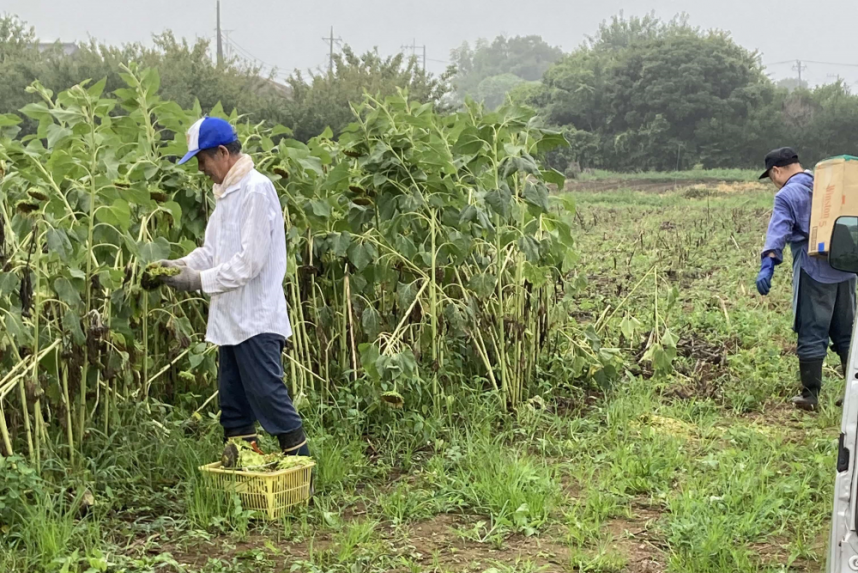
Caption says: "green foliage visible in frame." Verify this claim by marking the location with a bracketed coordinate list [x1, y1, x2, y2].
[536, 13, 858, 172]
[0, 454, 43, 528]
[472, 73, 531, 110]
[0, 16, 277, 137]
[539, 18, 773, 171]
[450, 35, 562, 107]
[281, 46, 454, 141]
[585, 11, 696, 51]
[13, 489, 104, 571]
[0, 16, 453, 146]
[777, 81, 858, 164]
[431, 436, 560, 536]
[0, 63, 615, 464]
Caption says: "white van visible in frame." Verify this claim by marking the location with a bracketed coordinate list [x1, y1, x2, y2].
[826, 215, 858, 571]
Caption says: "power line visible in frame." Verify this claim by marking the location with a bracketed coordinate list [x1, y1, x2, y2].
[765, 58, 858, 89]
[224, 37, 289, 79]
[766, 59, 858, 69]
[221, 29, 236, 60]
[225, 38, 269, 66]
[766, 60, 798, 67]
[228, 41, 272, 69]
[214, 4, 286, 78]
[803, 60, 858, 68]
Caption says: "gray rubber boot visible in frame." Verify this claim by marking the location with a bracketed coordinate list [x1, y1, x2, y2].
[793, 359, 823, 411]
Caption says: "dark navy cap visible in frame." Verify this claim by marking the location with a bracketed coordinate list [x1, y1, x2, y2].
[760, 147, 799, 180]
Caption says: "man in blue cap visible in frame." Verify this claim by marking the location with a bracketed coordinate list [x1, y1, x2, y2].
[757, 147, 857, 410]
[155, 117, 310, 461]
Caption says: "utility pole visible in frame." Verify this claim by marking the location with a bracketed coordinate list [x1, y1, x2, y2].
[401, 39, 427, 71]
[794, 59, 807, 88]
[327, 26, 333, 74]
[216, 1, 223, 67]
[321, 26, 342, 75]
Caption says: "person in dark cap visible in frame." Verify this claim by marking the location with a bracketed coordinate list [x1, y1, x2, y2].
[757, 147, 857, 410]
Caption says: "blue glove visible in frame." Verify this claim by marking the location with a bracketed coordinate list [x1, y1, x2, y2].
[756, 257, 776, 295]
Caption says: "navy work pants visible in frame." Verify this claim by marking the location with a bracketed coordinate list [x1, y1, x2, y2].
[218, 333, 303, 441]
[795, 269, 857, 361]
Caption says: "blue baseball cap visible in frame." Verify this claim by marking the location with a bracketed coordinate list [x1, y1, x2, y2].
[177, 117, 238, 165]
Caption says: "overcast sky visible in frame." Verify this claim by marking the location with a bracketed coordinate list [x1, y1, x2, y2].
[5, 0, 858, 87]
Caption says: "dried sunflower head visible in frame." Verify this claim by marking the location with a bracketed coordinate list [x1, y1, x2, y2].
[381, 391, 404, 409]
[15, 200, 40, 215]
[141, 262, 181, 290]
[27, 189, 49, 202]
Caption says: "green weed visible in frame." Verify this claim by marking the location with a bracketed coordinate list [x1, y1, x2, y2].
[432, 435, 560, 536]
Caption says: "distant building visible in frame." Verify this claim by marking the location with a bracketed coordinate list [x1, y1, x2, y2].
[35, 42, 79, 56]
[262, 78, 292, 98]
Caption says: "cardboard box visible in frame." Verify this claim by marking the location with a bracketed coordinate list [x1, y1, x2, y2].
[810, 156, 858, 257]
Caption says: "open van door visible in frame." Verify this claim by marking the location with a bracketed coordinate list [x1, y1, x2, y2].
[827, 216, 858, 572]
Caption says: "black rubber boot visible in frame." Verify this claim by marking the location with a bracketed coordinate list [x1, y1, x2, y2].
[793, 359, 823, 411]
[278, 428, 314, 501]
[277, 428, 309, 456]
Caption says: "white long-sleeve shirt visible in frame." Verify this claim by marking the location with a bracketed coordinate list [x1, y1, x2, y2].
[180, 169, 292, 346]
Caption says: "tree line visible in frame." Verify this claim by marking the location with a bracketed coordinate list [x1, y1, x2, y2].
[2, 13, 857, 172]
[0, 15, 450, 143]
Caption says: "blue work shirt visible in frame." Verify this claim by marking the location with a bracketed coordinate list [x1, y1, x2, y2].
[762, 171, 855, 284]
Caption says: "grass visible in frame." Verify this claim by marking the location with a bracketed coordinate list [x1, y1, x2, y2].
[574, 167, 761, 182]
[0, 182, 842, 573]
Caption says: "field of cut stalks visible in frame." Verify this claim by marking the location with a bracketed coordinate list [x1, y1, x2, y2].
[0, 72, 840, 573]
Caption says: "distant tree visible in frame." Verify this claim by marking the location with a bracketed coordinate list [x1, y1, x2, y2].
[775, 77, 804, 92]
[537, 15, 777, 170]
[586, 11, 695, 51]
[506, 79, 543, 106]
[0, 15, 454, 142]
[279, 46, 454, 141]
[537, 50, 613, 133]
[450, 35, 562, 106]
[0, 16, 46, 124]
[779, 81, 858, 163]
[0, 15, 279, 133]
[473, 74, 525, 109]
[42, 33, 273, 114]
